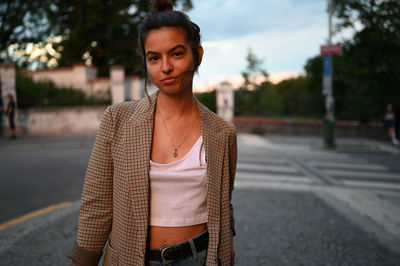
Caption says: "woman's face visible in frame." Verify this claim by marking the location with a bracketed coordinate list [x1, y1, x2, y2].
[144, 27, 203, 96]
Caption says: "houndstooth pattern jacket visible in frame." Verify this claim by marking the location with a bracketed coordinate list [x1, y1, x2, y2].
[69, 91, 237, 266]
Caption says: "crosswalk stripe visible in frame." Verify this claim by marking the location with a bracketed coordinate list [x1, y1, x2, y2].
[236, 172, 312, 184]
[309, 161, 388, 171]
[238, 157, 288, 165]
[237, 163, 299, 174]
[301, 156, 366, 164]
[283, 151, 352, 159]
[324, 169, 400, 181]
[237, 135, 398, 191]
[238, 134, 271, 148]
[341, 180, 400, 190]
[239, 148, 354, 161]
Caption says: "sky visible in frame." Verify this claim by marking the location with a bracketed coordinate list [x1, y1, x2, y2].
[186, 0, 344, 92]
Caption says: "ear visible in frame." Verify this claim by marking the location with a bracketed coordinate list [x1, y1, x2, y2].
[197, 45, 204, 66]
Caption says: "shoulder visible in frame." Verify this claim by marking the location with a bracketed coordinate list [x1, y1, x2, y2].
[108, 98, 148, 121]
[107, 100, 140, 117]
[198, 101, 236, 137]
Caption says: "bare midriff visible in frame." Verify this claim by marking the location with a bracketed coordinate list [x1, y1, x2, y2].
[150, 223, 207, 248]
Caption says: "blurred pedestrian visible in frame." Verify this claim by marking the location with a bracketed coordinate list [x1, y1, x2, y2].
[383, 103, 398, 146]
[6, 94, 16, 140]
[69, 0, 237, 265]
[394, 98, 400, 143]
[0, 98, 3, 137]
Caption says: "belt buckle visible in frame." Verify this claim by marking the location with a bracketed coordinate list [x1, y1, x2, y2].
[161, 245, 175, 263]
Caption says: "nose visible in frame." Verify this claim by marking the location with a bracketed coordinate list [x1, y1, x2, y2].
[162, 57, 173, 74]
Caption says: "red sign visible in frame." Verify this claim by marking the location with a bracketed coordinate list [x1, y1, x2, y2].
[321, 45, 342, 56]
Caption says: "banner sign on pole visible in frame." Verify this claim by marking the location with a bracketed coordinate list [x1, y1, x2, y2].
[322, 55, 332, 96]
[321, 44, 342, 56]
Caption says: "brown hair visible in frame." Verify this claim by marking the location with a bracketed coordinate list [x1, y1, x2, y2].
[138, 0, 201, 100]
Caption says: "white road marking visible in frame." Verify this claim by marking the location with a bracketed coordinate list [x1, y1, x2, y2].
[238, 157, 288, 165]
[326, 188, 400, 239]
[341, 180, 400, 190]
[236, 172, 312, 184]
[237, 163, 299, 174]
[309, 161, 388, 171]
[324, 169, 400, 180]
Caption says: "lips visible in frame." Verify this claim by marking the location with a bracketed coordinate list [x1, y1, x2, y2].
[161, 76, 177, 85]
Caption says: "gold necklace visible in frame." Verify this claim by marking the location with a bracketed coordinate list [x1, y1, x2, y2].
[158, 104, 199, 157]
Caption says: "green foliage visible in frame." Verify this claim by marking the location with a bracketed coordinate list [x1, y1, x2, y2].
[0, 0, 50, 63]
[250, 127, 264, 135]
[3, 0, 193, 75]
[234, 77, 323, 118]
[274, 76, 310, 116]
[195, 90, 216, 113]
[231, 0, 400, 121]
[16, 73, 110, 108]
[303, 0, 400, 122]
[241, 48, 268, 90]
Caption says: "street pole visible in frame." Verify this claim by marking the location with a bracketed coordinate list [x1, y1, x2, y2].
[323, 0, 336, 148]
[328, 0, 333, 45]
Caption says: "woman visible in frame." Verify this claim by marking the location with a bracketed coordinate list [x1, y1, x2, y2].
[6, 94, 16, 139]
[384, 103, 398, 146]
[69, 1, 237, 265]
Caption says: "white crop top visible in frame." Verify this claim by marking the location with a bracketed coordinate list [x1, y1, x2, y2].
[149, 136, 208, 226]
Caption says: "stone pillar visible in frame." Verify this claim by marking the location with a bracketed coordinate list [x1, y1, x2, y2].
[217, 81, 234, 123]
[131, 76, 143, 100]
[0, 64, 17, 107]
[110, 66, 125, 104]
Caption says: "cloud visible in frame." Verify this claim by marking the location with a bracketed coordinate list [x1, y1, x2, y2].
[189, 0, 327, 40]
[187, 0, 331, 88]
[195, 22, 326, 82]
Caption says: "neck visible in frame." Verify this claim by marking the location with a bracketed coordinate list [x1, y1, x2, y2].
[156, 90, 196, 118]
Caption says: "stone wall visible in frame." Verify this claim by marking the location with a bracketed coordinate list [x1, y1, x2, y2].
[234, 117, 387, 139]
[26, 64, 143, 102]
[15, 107, 107, 135]
[28, 64, 97, 95]
[1, 107, 387, 139]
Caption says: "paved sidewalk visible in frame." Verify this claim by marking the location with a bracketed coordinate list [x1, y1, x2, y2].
[1, 188, 400, 265]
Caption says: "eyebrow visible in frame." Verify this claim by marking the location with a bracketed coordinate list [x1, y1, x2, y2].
[146, 44, 187, 57]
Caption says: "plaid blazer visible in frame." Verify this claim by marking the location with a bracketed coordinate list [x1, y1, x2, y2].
[69, 92, 237, 266]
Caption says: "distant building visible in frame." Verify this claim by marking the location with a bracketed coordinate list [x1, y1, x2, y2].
[0, 64, 17, 107]
[26, 63, 144, 104]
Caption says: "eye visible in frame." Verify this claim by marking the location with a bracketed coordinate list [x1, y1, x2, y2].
[172, 51, 184, 57]
[148, 56, 159, 62]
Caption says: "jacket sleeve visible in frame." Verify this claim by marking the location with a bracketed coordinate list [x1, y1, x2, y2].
[69, 106, 115, 265]
[228, 130, 238, 236]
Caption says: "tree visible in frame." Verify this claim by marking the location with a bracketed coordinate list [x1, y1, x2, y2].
[241, 48, 268, 91]
[2, 0, 193, 75]
[0, 0, 51, 64]
[44, 0, 193, 76]
[235, 48, 269, 116]
[304, 0, 400, 121]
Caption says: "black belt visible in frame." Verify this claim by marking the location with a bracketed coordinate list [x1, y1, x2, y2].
[148, 230, 209, 263]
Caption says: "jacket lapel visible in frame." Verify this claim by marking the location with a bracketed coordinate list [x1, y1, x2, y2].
[197, 100, 227, 253]
[125, 93, 157, 221]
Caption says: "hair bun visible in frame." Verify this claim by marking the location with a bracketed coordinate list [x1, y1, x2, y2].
[151, 0, 173, 12]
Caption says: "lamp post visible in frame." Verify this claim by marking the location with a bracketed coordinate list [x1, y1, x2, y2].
[321, 0, 340, 148]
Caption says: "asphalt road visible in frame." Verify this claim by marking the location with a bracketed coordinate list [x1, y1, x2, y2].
[0, 136, 94, 224]
[1, 134, 400, 265]
[0, 135, 399, 224]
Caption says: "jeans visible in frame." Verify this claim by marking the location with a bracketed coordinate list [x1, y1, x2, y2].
[148, 248, 207, 266]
